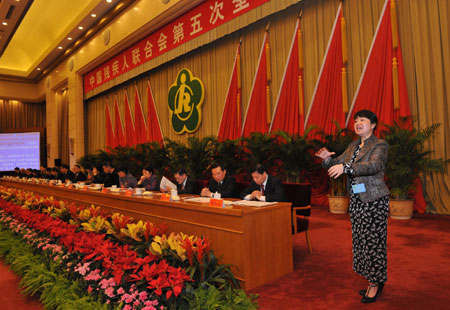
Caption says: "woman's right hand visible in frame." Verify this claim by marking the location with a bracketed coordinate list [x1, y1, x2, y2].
[315, 147, 336, 160]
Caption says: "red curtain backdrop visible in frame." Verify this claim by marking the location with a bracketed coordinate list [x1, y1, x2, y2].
[146, 81, 164, 142]
[218, 44, 242, 140]
[105, 101, 116, 149]
[345, 0, 425, 213]
[114, 96, 126, 147]
[242, 32, 270, 136]
[346, 0, 411, 131]
[305, 4, 345, 136]
[124, 92, 137, 146]
[270, 18, 305, 135]
[134, 85, 148, 145]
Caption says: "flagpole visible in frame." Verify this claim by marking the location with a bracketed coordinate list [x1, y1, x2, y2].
[345, 0, 389, 127]
[269, 18, 300, 131]
[305, 4, 342, 126]
[391, 0, 400, 110]
[241, 31, 269, 137]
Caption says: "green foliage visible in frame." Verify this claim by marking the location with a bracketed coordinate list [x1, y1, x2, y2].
[182, 283, 258, 310]
[275, 128, 318, 183]
[0, 228, 119, 310]
[241, 132, 280, 175]
[381, 117, 448, 199]
[211, 138, 245, 177]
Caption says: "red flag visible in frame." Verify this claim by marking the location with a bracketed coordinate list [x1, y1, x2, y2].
[218, 44, 242, 140]
[242, 32, 270, 136]
[105, 100, 116, 150]
[114, 96, 126, 147]
[305, 4, 346, 136]
[134, 85, 147, 144]
[346, 0, 411, 130]
[270, 18, 305, 135]
[147, 81, 163, 142]
[124, 91, 137, 146]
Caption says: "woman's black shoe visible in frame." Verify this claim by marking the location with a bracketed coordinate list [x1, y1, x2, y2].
[361, 283, 383, 303]
[359, 282, 384, 296]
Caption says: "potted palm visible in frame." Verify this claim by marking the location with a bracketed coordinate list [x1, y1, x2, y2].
[319, 123, 355, 214]
[381, 117, 448, 219]
[275, 129, 317, 183]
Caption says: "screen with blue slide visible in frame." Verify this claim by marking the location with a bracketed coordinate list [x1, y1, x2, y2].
[0, 132, 40, 171]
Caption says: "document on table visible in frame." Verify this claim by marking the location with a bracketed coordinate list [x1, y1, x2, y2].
[183, 197, 211, 203]
[160, 176, 176, 191]
[231, 200, 277, 207]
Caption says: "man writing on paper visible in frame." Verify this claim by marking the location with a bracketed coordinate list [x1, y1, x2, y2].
[201, 163, 236, 198]
[240, 164, 286, 202]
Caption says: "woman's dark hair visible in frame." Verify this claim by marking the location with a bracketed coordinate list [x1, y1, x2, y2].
[117, 166, 128, 174]
[143, 166, 154, 174]
[354, 110, 378, 130]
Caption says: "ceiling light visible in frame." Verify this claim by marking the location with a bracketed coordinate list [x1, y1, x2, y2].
[67, 37, 72, 41]
[58, 46, 63, 50]
[106, 0, 112, 3]
[37, 68, 41, 71]
[78, 26, 84, 30]
[2, 22, 7, 26]
[91, 14, 97, 17]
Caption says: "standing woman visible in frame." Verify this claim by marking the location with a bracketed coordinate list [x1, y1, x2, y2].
[316, 110, 390, 303]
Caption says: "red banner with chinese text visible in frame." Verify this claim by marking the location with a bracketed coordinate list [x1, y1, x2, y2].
[84, 0, 270, 94]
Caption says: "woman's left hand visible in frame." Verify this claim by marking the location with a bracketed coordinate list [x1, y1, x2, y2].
[328, 164, 344, 178]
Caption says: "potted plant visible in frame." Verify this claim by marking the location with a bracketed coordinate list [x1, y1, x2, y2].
[381, 117, 448, 219]
[319, 123, 355, 214]
[275, 129, 317, 183]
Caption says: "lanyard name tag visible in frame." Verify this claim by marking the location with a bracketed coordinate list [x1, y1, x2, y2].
[352, 183, 366, 194]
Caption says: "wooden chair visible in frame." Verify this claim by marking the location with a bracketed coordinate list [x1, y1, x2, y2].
[284, 183, 312, 253]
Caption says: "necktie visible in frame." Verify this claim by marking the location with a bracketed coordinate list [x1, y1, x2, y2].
[261, 184, 265, 196]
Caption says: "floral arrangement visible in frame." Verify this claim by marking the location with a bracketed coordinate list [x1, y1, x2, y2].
[0, 186, 256, 310]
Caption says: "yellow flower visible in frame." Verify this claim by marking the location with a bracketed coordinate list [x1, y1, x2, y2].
[81, 216, 106, 233]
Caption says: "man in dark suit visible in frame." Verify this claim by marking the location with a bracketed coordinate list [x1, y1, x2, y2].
[60, 164, 75, 183]
[174, 169, 197, 194]
[102, 162, 120, 188]
[72, 164, 87, 183]
[240, 164, 286, 202]
[201, 163, 236, 198]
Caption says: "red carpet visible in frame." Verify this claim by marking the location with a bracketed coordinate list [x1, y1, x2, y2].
[251, 207, 450, 310]
[0, 261, 42, 309]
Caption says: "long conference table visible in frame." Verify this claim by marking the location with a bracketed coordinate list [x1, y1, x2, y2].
[0, 179, 293, 290]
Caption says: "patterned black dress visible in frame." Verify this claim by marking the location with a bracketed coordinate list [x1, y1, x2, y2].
[344, 145, 389, 284]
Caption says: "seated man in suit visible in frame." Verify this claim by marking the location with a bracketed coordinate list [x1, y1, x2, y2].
[201, 163, 236, 198]
[72, 164, 87, 183]
[102, 162, 120, 188]
[174, 169, 197, 194]
[240, 164, 286, 202]
[60, 164, 75, 183]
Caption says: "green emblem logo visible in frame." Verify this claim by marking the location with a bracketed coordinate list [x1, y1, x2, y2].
[168, 68, 204, 134]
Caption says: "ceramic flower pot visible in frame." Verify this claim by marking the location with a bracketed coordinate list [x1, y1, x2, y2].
[328, 196, 349, 214]
[389, 199, 414, 219]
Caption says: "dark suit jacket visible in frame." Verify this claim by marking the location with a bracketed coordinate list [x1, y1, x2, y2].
[62, 170, 75, 182]
[103, 172, 120, 188]
[73, 172, 87, 183]
[177, 176, 197, 194]
[208, 175, 236, 198]
[240, 175, 287, 202]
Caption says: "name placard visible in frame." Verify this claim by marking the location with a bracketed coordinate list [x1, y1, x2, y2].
[160, 193, 171, 201]
[125, 190, 133, 197]
[101, 188, 110, 193]
[209, 198, 224, 208]
[67, 184, 74, 189]
[83, 185, 89, 191]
